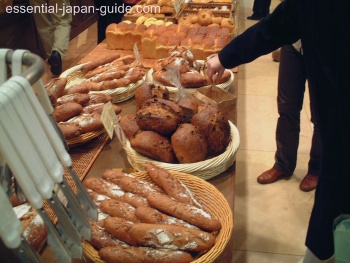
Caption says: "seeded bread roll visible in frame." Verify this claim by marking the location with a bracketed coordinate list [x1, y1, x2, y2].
[130, 130, 177, 163]
[99, 246, 193, 263]
[171, 123, 208, 163]
[99, 198, 140, 223]
[53, 102, 83, 122]
[147, 193, 221, 232]
[144, 163, 202, 207]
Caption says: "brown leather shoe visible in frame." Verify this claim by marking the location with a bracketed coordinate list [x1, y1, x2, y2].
[257, 168, 292, 184]
[299, 173, 319, 192]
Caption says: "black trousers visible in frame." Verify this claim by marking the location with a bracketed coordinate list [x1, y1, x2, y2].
[273, 44, 322, 176]
[251, 0, 271, 18]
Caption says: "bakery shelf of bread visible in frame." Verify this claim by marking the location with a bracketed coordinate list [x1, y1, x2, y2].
[106, 21, 232, 60]
[82, 164, 233, 263]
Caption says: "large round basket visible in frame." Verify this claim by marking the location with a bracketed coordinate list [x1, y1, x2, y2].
[123, 121, 239, 180]
[82, 169, 233, 263]
[60, 63, 148, 103]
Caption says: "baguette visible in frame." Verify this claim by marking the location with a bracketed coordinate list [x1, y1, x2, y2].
[128, 223, 216, 252]
[102, 169, 135, 184]
[89, 220, 128, 250]
[103, 217, 136, 246]
[81, 53, 120, 73]
[53, 102, 83, 122]
[123, 192, 149, 208]
[117, 176, 165, 198]
[83, 177, 125, 200]
[146, 193, 221, 232]
[56, 93, 90, 106]
[144, 163, 202, 207]
[135, 206, 198, 229]
[99, 246, 193, 263]
[99, 198, 140, 223]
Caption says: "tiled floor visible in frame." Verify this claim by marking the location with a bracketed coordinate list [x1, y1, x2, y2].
[39, 1, 314, 262]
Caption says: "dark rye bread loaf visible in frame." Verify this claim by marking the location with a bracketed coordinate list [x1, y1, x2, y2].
[171, 123, 208, 163]
[191, 104, 231, 156]
[134, 82, 170, 106]
[136, 98, 184, 135]
[130, 130, 177, 163]
[176, 97, 199, 123]
[118, 115, 141, 140]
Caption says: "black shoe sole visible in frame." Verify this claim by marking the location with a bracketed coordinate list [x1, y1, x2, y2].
[49, 52, 62, 75]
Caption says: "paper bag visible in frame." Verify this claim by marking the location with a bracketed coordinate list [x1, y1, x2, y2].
[193, 85, 237, 114]
[333, 214, 350, 263]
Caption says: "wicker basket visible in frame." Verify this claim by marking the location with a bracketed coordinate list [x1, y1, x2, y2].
[60, 64, 148, 103]
[66, 129, 106, 147]
[83, 169, 234, 263]
[123, 121, 239, 180]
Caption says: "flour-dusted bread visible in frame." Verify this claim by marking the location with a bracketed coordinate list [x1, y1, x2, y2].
[144, 163, 202, 207]
[99, 198, 140, 223]
[134, 82, 170, 106]
[83, 177, 125, 200]
[53, 102, 83, 122]
[117, 175, 165, 198]
[147, 193, 221, 232]
[99, 246, 193, 263]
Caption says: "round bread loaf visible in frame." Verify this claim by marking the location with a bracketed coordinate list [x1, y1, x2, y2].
[130, 130, 176, 163]
[171, 123, 207, 163]
[191, 104, 231, 156]
[134, 83, 170, 106]
[136, 98, 183, 135]
[176, 97, 199, 123]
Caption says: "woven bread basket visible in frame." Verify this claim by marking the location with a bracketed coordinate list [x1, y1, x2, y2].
[66, 128, 106, 147]
[123, 121, 239, 180]
[83, 169, 233, 263]
[60, 64, 148, 103]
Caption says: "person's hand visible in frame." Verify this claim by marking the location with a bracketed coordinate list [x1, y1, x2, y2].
[205, 54, 225, 84]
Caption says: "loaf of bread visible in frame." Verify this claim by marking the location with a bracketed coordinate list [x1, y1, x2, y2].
[136, 98, 183, 135]
[56, 93, 90, 106]
[83, 177, 125, 200]
[135, 206, 198, 229]
[171, 123, 208, 163]
[53, 102, 83, 122]
[87, 190, 111, 221]
[63, 83, 91, 95]
[123, 192, 150, 208]
[191, 105, 231, 156]
[58, 122, 82, 139]
[134, 82, 170, 106]
[99, 246, 193, 263]
[99, 198, 140, 223]
[128, 223, 216, 252]
[45, 78, 67, 107]
[13, 203, 48, 252]
[177, 97, 198, 123]
[68, 114, 104, 133]
[130, 130, 177, 163]
[87, 93, 113, 105]
[80, 53, 121, 73]
[103, 217, 136, 245]
[89, 220, 128, 250]
[144, 163, 202, 207]
[117, 175, 165, 198]
[102, 169, 135, 184]
[82, 103, 122, 115]
[147, 193, 221, 232]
